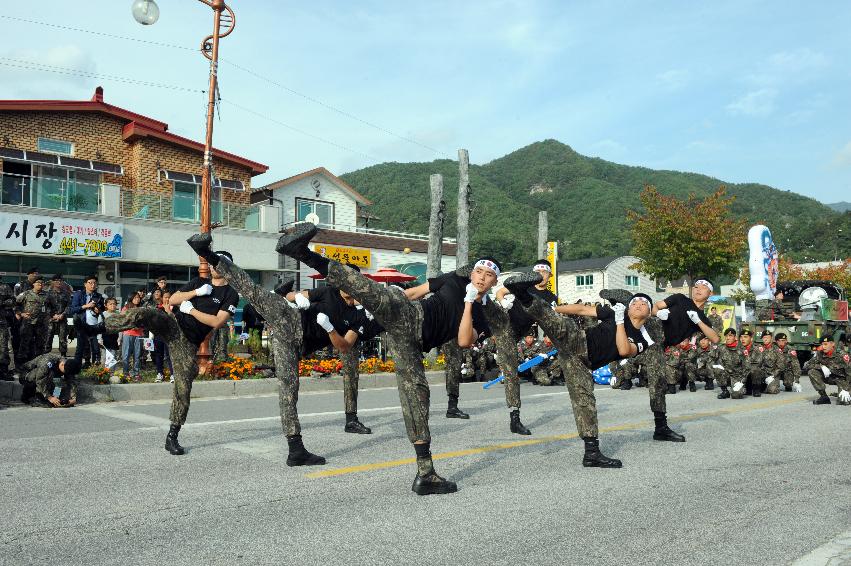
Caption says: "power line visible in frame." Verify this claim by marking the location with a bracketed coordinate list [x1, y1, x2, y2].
[0, 57, 204, 93]
[0, 14, 453, 159]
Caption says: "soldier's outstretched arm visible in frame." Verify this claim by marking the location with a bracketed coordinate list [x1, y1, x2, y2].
[554, 304, 597, 317]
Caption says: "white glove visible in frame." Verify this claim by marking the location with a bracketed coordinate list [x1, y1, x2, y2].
[821, 365, 831, 377]
[364, 309, 374, 321]
[839, 390, 851, 404]
[686, 310, 701, 324]
[764, 376, 775, 386]
[179, 301, 194, 314]
[460, 368, 468, 375]
[612, 303, 626, 325]
[619, 359, 629, 366]
[732, 381, 744, 392]
[499, 294, 515, 310]
[473, 346, 479, 352]
[294, 293, 311, 310]
[316, 312, 334, 333]
[195, 283, 213, 297]
[464, 283, 479, 303]
[656, 308, 670, 321]
[537, 353, 548, 359]
[712, 364, 724, 370]
[792, 382, 802, 392]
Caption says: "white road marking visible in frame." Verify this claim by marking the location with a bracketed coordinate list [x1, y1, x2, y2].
[77, 404, 171, 427]
[790, 530, 851, 566]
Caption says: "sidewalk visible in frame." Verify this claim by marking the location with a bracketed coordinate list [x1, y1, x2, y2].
[0, 370, 449, 404]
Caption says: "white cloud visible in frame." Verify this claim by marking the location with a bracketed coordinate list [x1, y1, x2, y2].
[656, 69, 689, 90]
[833, 142, 851, 168]
[768, 48, 828, 73]
[726, 88, 777, 116]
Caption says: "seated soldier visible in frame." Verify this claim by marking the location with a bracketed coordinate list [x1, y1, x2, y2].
[715, 328, 747, 399]
[19, 353, 81, 408]
[808, 335, 850, 406]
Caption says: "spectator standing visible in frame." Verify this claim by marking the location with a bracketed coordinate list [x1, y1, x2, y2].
[121, 294, 145, 381]
[153, 291, 174, 383]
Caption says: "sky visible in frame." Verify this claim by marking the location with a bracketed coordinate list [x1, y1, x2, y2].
[0, 1, 849, 203]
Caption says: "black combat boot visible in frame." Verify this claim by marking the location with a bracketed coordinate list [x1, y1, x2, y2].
[286, 435, 326, 466]
[784, 384, 793, 392]
[667, 384, 677, 394]
[165, 424, 185, 455]
[582, 437, 622, 468]
[620, 379, 633, 390]
[705, 378, 715, 390]
[273, 278, 295, 297]
[813, 392, 831, 405]
[752, 385, 762, 398]
[679, 376, 687, 390]
[509, 409, 531, 435]
[446, 395, 469, 419]
[599, 289, 633, 306]
[344, 412, 372, 434]
[503, 273, 543, 307]
[652, 411, 686, 442]
[636, 377, 647, 388]
[717, 387, 730, 399]
[186, 233, 219, 266]
[412, 443, 457, 495]
[275, 222, 329, 277]
[688, 381, 697, 392]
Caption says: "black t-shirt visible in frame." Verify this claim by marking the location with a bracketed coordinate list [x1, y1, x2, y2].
[585, 305, 650, 369]
[508, 286, 558, 337]
[300, 287, 361, 355]
[660, 293, 711, 347]
[350, 306, 385, 342]
[174, 277, 239, 346]
[420, 272, 488, 352]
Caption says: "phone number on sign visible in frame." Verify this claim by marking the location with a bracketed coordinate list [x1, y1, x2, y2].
[59, 237, 109, 255]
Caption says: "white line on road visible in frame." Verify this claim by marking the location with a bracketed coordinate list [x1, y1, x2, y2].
[77, 404, 171, 427]
[790, 530, 851, 566]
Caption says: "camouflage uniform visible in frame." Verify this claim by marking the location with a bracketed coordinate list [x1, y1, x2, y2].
[106, 307, 200, 425]
[19, 353, 63, 402]
[476, 337, 497, 377]
[324, 261, 432, 447]
[15, 288, 50, 364]
[707, 313, 724, 335]
[693, 343, 718, 387]
[716, 342, 747, 398]
[631, 318, 668, 413]
[739, 343, 765, 395]
[480, 299, 522, 408]
[609, 356, 639, 389]
[517, 295, 599, 438]
[442, 341, 464, 397]
[807, 350, 850, 401]
[776, 346, 800, 388]
[757, 343, 785, 394]
[754, 299, 796, 321]
[213, 256, 303, 436]
[664, 345, 694, 388]
[46, 287, 71, 356]
[0, 284, 13, 380]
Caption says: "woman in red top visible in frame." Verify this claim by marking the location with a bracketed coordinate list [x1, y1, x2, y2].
[121, 294, 145, 381]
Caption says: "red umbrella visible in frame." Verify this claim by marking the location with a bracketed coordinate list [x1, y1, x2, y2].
[365, 267, 417, 283]
[307, 273, 325, 280]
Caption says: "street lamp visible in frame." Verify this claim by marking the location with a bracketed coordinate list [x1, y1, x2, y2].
[133, 0, 236, 370]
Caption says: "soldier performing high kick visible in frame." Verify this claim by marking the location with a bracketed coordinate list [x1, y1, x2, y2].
[504, 274, 656, 468]
[104, 246, 239, 457]
[276, 222, 497, 495]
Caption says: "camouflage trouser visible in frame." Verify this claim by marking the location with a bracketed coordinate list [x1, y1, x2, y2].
[632, 343, 668, 413]
[522, 296, 597, 437]
[340, 343, 361, 414]
[482, 300, 521, 409]
[59, 372, 78, 402]
[327, 261, 430, 444]
[532, 363, 552, 385]
[609, 359, 636, 388]
[105, 308, 199, 425]
[209, 325, 230, 363]
[764, 372, 780, 394]
[0, 325, 9, 379]
[779, 368, 798, 388]
[725, 368, 760, 399]
[665, 364, 686, 386]
[18, 322, 48, 363]
[442, 341, 463, 399]
[49, 320, 68, 357]
[807, 368, 849, 397]
[215, 256, 303, 436]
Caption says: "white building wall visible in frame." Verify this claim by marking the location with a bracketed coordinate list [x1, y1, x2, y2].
[557, 269, 606, 303]
[602, 256, 661, 301]
[271, 174, 359, 229]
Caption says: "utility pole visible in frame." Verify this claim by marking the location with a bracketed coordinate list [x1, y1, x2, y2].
[457, 149, 470, 266]
[538, 211, 548, 258]
[427, 174, 445, 278]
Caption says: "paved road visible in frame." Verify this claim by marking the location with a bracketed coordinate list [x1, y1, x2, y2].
[2, 379, 849, 565]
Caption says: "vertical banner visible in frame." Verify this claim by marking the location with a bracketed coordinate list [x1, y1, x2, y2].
[546, 241, 558, 299]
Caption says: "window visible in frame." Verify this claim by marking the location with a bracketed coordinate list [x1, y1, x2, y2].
[576, 274, 594, 287]
[172, 182, 223, 223]
[37, 137, 74, 156]
[625, 275, 639, 288]
[295, 198, 334, 226]
[29, 166, 100, 213]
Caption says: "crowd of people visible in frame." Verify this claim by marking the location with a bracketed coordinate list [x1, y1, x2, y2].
[7, 223, 849, 498]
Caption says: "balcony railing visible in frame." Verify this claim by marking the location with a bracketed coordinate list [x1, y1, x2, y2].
[0, 172, 258, 231]
[120, 190, 258, 231]
[282, 221, 456, 243]
[1, 172, 100, 213]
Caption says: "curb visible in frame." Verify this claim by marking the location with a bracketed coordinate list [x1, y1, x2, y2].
[0, 370, 448, 404]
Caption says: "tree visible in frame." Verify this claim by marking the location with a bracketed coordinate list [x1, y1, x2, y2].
[628, 185, 746, 292]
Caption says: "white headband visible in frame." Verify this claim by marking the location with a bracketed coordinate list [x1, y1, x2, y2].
[533, 263, 552, 273]
[694, 279, 713, 292]
[629, 296, 651, 308]
[475, 259, 500, 277]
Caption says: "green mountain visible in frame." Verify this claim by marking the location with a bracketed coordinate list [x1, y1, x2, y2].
[827, 201, 851, 213]
[341, 140, 850, 268]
